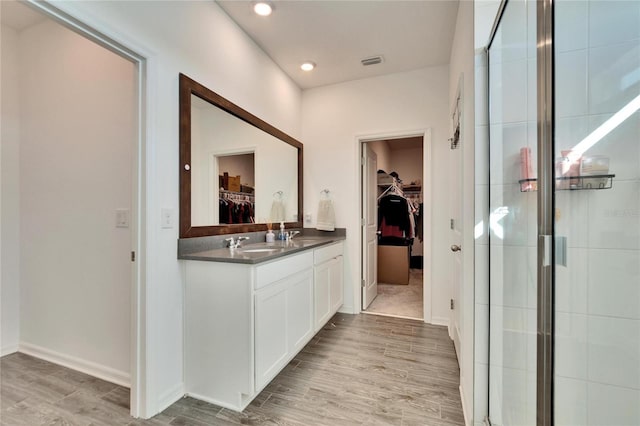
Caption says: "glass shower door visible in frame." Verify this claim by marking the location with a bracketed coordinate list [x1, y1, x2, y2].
[553, 1, 640, 424]
[487, 0, 538, 424]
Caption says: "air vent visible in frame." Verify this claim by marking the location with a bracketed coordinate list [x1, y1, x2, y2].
[361, 56, 384, 66]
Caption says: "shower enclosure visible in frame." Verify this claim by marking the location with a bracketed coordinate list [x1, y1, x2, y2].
[486, 0, 640, 424]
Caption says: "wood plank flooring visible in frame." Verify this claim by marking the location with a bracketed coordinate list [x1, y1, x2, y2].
[1, 313, 464, 425]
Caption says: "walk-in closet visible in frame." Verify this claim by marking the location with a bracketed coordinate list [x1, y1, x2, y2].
[363, 136, 425, 319]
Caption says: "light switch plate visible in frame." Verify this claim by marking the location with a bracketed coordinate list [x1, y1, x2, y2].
[116, 208, 130, 228]
[161, 208, 174, 229]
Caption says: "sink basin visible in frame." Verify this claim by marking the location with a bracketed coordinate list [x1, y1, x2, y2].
[240, 248, 279, 253]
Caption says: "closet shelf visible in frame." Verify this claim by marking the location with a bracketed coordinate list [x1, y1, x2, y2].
[403, 185, 422, 193]
[518, 174, 615, 192]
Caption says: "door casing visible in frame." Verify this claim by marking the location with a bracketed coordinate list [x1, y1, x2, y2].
[356, 129, 432, 323]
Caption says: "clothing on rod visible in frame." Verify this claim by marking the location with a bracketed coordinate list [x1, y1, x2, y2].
[378, 194, 414, 240]
[219, 197, 255, 224]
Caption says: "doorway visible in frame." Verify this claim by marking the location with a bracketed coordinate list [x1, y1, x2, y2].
[359, 130, 432, 322]
[0, 0, 144, 417]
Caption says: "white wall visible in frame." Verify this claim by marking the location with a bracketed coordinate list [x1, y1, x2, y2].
[301, 66, 450, 322]
[389, 147, 423, 186]
[51, 0, 302, 417]
[449, 0, 476, 424]
[14, 19, 136, 383]
[367, 140, 391, 173]
[218, 155, 255, 187]
[475, 0, 502, 49]
[1, 25, 21, 356]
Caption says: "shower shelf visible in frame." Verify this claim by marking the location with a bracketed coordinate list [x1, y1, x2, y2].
[518, 174, 615, 192]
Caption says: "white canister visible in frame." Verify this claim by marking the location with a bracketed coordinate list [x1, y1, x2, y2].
[265, 230, 275, 243]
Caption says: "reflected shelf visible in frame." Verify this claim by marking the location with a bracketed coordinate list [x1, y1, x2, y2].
[519, 174, 615, 192]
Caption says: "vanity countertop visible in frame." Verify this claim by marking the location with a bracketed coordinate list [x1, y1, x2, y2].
[178, 234, 345, 264]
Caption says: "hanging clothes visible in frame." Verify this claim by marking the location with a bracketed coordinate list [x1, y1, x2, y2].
[416, 202, 424, 242]
[219, 190, 255, 224]
[378, 194, 413, 242]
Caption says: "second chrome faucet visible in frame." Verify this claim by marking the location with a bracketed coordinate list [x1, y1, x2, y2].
[225, 236, 249, 249]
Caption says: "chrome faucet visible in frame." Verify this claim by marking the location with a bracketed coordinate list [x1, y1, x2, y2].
[286, 231, 300, 241]
[225, 236, 250, 249]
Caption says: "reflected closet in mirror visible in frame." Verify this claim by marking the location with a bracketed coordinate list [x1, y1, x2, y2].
[179, 74, 303, 238]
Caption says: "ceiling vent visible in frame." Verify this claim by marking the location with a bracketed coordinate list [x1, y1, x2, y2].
[361, 56, 384, 66]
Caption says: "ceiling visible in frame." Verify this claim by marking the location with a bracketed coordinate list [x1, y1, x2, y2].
[217, 0, 460, 90]
[0, 1, 46, 32]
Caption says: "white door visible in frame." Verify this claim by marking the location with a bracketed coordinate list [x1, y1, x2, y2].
[362, 144, 378, 309]
[450, 94, 463, 360]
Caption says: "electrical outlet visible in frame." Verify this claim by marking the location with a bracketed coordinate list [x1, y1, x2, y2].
[305, 213, 312, 224]
[161, 208, 174, 229]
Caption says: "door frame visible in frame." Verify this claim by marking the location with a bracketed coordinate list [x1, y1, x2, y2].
[356, 128, 433, 323]
[27, 1, 148, 418]
[449, 74, 464, 359]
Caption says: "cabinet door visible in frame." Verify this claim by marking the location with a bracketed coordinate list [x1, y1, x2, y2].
[255, 269, 314, 391]
[314, 261, 331, 331]
[329, 255, 344, 313]
[255, 279, 288, 390]
[287, 270, 314, 353]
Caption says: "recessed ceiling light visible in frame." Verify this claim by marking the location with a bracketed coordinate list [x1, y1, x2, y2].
[253, 2, 273, 16]
[300, 62, 316, 72]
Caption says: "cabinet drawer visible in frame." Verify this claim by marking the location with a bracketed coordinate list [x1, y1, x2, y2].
[255, 251, 313, 289]
[314, 242, 343, 265]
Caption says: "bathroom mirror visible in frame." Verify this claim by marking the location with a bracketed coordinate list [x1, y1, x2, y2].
[179, 74, 303, 238]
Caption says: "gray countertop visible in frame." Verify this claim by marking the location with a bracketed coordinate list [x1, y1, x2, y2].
[178, 232, 345, 265]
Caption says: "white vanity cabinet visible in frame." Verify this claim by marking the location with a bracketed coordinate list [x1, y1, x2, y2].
[184, 241, 343, 412]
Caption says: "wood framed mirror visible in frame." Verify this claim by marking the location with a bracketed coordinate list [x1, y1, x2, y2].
[179, 73, 303, 238]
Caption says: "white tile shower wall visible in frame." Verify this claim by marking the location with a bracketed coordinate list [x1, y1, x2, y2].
[474, 48, 489, 425]
[588, 382, 640, 426]
[487, 1, 537, 424]
[555, 377, 588, 426]
[554, 1, 640, 424]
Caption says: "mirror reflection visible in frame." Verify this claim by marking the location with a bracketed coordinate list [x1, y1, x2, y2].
[218, 153, 255, 224]
[190, 94, 298, 227]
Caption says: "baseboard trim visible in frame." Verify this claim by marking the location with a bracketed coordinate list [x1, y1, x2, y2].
[18, 342, 130, 388]
[361, 311, 423, 321]
[338, 305, 355, 314]
[1, 344, 19, 357]
[185, 391, 245, 413]
[157, 382, 185, 414]
[459, 384, 471, 426]
[431, 316, 450, 327]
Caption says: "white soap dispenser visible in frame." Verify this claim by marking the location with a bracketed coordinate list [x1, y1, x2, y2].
[265, 223, 275, 243]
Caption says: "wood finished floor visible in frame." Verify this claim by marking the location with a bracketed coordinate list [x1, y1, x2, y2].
[1, 313, 463, 426]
